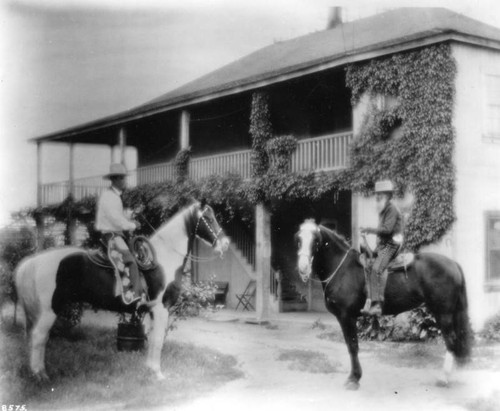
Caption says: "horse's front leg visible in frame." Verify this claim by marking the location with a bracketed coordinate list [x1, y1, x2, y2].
[338, 312, 362, 390]
[146, 303, 169, 381]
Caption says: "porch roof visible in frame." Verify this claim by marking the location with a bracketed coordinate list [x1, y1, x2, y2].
[33, 7, 500, 144]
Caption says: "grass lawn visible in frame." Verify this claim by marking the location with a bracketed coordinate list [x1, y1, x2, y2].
[0, 319, 242, 410]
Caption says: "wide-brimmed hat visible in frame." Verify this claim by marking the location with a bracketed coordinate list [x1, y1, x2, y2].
[104, 163, 128, 179]
[374, 180, 394, 193]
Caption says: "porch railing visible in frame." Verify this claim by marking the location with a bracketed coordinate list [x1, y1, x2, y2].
[189, 149, 251, 180]
[39, 131, 352, 206]
[40, 172, 137, 205]
[292, 131, 352, 172]
[137, 162, 176, 185]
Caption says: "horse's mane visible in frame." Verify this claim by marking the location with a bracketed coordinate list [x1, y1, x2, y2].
[319, 225, 351, 251]
[300, 219, 350, 251]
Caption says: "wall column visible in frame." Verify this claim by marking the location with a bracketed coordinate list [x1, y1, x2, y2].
[180, 110, 190, 149]
[118, 127, 127, 165]
[67, 143, 77, 245]
[351, 93, 370, 250]
[36, 142, 44, 250]
[255, 203, 271, 321]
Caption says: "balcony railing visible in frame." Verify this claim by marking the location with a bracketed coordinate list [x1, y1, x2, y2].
[40, 131, 352, 206]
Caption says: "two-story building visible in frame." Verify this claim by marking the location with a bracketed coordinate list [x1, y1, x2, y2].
[32, 8, 500, 328]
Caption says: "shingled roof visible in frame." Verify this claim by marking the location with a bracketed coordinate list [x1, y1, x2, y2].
[34, 7, 500, 143]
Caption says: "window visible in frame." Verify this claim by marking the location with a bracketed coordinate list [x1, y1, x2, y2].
[486, 211, 500, 289]
[484, 74, 500, 142]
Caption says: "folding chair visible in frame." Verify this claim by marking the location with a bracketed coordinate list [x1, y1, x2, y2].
[235, 280, 256, 311]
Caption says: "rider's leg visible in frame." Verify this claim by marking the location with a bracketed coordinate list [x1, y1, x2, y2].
[361, 267, 372, 314]
[367, 244, 397, 316]
[115, 237, 143, 303]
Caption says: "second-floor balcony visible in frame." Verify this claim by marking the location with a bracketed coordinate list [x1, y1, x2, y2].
[40, 131, 353, 206]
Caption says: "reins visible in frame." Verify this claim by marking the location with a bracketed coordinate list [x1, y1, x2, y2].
[139, 206, 223, 267]
[310, 248, 352, 288]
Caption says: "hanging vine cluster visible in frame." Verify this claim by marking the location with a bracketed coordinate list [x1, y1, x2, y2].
[345, 43, 457, 250]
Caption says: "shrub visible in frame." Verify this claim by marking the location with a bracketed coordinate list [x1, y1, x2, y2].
[357, 305, 440, 341]
[478, 312, 500, 342]
[0, 226, 37, 305]
[170, 277, 218, 320]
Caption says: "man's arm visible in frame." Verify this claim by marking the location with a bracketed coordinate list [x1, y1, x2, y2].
[101, 192, 136, 231]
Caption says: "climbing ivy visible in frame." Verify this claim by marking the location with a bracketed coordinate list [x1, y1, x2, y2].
[249, 91, 273, 179]
[345, 43, 457, 250]
[26, 45, 456, 252]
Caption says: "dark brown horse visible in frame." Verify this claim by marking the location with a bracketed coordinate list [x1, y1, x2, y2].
[296, 220, 471, 390]
[16, 202, 229, 381]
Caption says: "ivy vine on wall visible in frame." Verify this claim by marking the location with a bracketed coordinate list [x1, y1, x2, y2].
[345, 43, 457, 250]
[28, 44, 456, 253]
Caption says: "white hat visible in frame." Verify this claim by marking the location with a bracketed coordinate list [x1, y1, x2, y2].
[104, 163, 128, 179]
[374, 180, 394, 193]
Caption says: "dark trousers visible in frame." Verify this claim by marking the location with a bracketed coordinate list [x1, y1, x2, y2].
[369, 242, 400, 303]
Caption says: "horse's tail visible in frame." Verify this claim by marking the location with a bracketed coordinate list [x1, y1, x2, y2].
[14, 256, 37, 334]
[452, 263, 472, 365]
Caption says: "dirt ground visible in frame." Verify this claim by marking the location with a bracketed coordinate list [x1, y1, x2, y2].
[7, 306, 498, 411]
[157, 310, 500, 411]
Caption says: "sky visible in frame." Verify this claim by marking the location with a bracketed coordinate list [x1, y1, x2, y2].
[1, 0, 500, 226]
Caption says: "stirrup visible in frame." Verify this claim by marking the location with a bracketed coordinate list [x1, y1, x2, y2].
[361, 298, 372, 315]
[366, 302, 383, 317]
[122, 291, 142, 306]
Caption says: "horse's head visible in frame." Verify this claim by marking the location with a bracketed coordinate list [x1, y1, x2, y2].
[190, 202, 230, 256]
[296, 219, 321, 283]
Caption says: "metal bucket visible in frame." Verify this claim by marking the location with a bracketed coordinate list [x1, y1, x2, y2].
[117, 322, 146, 351]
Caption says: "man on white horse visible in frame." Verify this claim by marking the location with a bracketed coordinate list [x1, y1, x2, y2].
[360, 180, 403, 317]
[96, 163, 144, 304]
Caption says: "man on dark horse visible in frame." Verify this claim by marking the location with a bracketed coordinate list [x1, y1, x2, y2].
[360, 180, 403, 316]
[95, 163, 145, 305]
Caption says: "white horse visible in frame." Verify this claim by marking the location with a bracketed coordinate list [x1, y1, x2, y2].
[15, 202, 229, 381]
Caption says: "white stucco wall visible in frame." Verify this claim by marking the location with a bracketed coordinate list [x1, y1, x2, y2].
[351, 47, 500, 329]
[451, 43, 500, 329]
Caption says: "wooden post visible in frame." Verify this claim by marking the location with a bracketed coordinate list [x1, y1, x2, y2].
[255, 203, 271, 321]
[180, 110, 190, 149]
[119, 127, 126, 165]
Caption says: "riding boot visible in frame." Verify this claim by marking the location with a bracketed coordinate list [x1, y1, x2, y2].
[367, 270, 386, 317]
[361, 268, 373, 314]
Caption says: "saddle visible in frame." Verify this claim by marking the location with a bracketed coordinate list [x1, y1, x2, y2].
[358, 251, 414, 273]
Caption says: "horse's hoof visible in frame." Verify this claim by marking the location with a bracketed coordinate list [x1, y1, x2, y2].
[155, 371, 166, 381]
[344, 380, 360, 391]
[33, 370, 50, 383]
[436, 377, 449, 388]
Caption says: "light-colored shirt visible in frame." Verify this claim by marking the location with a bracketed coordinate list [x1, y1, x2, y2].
[95, 187, 136, 233]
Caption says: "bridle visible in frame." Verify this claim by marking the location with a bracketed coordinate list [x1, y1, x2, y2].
[298, 226, 352, 289]
[194, 206, 223, 247]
